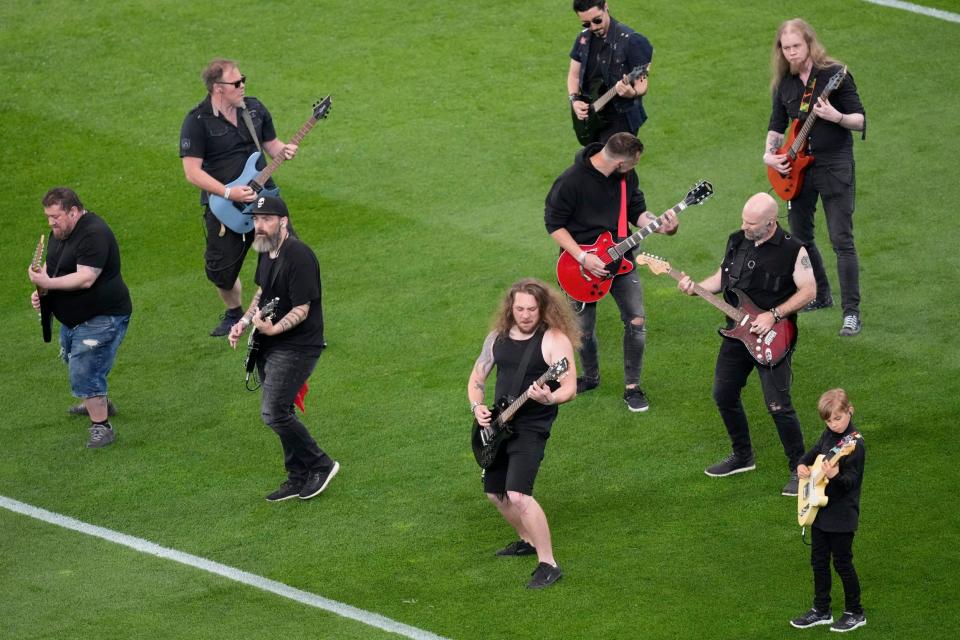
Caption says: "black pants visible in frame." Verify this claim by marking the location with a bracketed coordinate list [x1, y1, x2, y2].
[811, 527, 863, 614]
[712, 337, 805, 470]
[258, 348, 333, 484]
[787, 156, 860, 317]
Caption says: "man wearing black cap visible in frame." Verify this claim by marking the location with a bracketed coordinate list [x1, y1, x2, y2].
[227, 195, 338, 501]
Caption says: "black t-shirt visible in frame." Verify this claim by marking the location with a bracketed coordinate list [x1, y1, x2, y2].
[798, 423, 865, 532]
[768, 65, 865, 157]
[254, 237, 324, 355]
[45, 211, 132, 328]
[544, 143, 648, 256]
[179, 96, 278, 203]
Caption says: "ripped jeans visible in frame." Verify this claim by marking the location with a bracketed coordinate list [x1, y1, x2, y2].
[572, 269, 646, 387]
[59, 314, 130, 398]
[711, 336, 805, 470]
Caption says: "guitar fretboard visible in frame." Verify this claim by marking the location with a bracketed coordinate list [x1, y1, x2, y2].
[606, 202, 687, 262]
[662, 265, 745, 322]
[252, 116, 320, 187]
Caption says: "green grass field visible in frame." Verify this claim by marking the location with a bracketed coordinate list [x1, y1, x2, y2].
[2, 1, 959, 638]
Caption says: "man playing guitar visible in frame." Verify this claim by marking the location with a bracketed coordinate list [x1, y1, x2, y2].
[677, 193, 814, 496]
[545, 133, 677, 412]
[180, 58, 298, 337]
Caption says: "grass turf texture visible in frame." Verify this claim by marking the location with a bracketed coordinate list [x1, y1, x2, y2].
[2, 1, 959, 638]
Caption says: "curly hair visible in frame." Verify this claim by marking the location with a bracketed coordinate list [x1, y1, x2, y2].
[769, 18, 841, 93]
[491, 278, 581, 349]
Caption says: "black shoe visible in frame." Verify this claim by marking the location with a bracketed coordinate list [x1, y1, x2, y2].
[526, 562, 563, 589]
[830, 611, 866, 633]
[704, 451, 756, 477]
[790, 608, 833, 629]
[210, 308, 243, 337]
[623, 387, 649, 412]
[266, 480, 303, 502]
[782, 471, 800, 497]
[299, 461, 340, 499]
[495, 540, 537, 557]
[801, 296, 833, 313]
[69, 401, 117, 417]
[839, 315, 862, 337]
[576, 376, 599, 393]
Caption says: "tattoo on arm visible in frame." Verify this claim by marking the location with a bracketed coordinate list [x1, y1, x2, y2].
[275, 303, 310, 333]
[472, 333, 496, 383]
[766, 132, 783, 153]
[801, 256, 811, 270]
[244, 290, 262, 321]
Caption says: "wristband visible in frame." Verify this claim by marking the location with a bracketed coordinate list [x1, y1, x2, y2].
[771, 307, 782, 323]
[576, 250, 587, 265]
[569, 93, 578, 104]
[223, 186, 232, 200]
[470, 400, 483, 414]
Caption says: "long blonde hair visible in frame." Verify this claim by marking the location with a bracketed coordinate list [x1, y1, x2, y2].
[769, 18, 841, 93]
[492, 278, 581, 349]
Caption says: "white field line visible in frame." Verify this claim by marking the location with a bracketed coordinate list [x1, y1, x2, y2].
[862, 0, 960, 23]
[1, 495, 451, 640]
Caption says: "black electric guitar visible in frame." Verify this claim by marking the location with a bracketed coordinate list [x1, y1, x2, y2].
[31, 234, 52, 343]
[572, 63, 649, 145]
[244, 297, 280, 385]
[470, 358, 569, 469]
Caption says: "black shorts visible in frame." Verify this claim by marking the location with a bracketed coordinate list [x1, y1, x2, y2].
[203, 207, 253, 290]
[483, 427, 550, 497]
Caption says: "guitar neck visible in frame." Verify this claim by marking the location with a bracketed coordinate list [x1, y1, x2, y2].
[789, 80, 841, 157]
[252, 115, 319, 186]
[662, 266, 744, 322]
[611, 201, 685, 258]
[497, 370, 552, 424]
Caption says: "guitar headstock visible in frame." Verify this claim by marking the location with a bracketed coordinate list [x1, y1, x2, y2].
[260, 297, 281, 320]
[627, 63, 651, 82]
[312, 95, 332, 120]
[635, 252, 671, 275]
[837, 430, 862, 456]
[546, 357, 569, 382]
[684, 180, 714, 207]
[31, 234, 46, 272]
[826, 66, 848, 92]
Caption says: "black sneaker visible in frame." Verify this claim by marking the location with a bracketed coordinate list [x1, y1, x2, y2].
[210, 308, 243, 337]
[69, 401, 117, 417]
[86, 423, 116, 449]
[576, 376, 599, 393]
[495, 540, 537, 557]
[526, 562, 563, 589]
[266, 480, 303, 502]
[704, 451, 756, 477]
[801, 296, 833, 313]
[830, 611, 866, 633]
[790, 608, 833, 629]
[299, 461, 340, 499]
[839, 315, 862, 337]
[782, 471, 800, 497]
[623, 387, 649, 412]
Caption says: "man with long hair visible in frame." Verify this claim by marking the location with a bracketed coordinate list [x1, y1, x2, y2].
[467, 279, 579, 589]
[180, 58, 299, 337]
[545, 132, 678, 412]
[763, 19, 866, 337]
[567, 0, 653, 144]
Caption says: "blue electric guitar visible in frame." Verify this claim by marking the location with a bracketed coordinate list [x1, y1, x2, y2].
[208, 96, 332, 234]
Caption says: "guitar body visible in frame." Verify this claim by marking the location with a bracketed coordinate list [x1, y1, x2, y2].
[471, 402, 514, 469]
[571, 102, 606, 146]
[207, 152, 281, 235]
[556, 232, 634, 303]
[718, 289, 796, 366]
[767, 119, 814, 201]
[797, 453, 831, 527]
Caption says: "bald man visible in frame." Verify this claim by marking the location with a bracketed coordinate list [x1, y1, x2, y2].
[678, 193, 815, 496]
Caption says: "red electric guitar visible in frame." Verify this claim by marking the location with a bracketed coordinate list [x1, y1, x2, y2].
[556, 180, 713, 304]
[767, 66, 847, 200]
[635, 253, 796, 366]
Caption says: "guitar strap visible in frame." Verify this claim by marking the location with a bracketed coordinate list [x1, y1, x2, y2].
[799, 71, 818, 115]
[240, 104, 264, 155]
[617, 178, 628, 240]
[506, 330, 542, 400]
[726, 236, 754, 289]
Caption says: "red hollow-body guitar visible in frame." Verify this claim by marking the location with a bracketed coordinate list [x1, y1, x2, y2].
[556, 180, 713, 304]
[636, 253, 796, 366]
[767, 66, 847, 200]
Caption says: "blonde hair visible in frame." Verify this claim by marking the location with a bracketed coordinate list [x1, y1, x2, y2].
[492, 278, 581, 349]
[817, 388, 853, 421]
[769, 18, 841, 93]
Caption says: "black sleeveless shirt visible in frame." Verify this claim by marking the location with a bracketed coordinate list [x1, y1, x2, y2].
[492, 330, 559, 431]
[720, 226, 802, 312]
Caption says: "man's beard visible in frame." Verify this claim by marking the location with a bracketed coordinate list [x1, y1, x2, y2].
[252, 230, 281, 253]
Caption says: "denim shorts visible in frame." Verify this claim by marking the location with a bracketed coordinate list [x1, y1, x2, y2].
[59, 315, 130, 398]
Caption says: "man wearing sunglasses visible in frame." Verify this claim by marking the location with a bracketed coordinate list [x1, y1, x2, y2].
[180, 58, 299, 337]
[567, 1, 653, 145]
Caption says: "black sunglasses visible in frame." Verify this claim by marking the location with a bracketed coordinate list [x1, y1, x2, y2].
[581, 16, 603, 28]
[216, 76, 246, 89]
